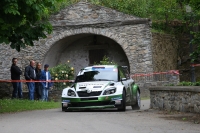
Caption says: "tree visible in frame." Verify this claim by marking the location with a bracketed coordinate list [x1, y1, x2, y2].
[0, 0, 70, 51]
[1, 0, 199, 55]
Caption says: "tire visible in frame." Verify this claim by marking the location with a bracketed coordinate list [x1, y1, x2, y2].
[118, 89, 126, 111]
[131, 90, 141, 110]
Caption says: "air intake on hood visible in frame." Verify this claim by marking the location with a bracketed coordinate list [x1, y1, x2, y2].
[79, 87, 86, 89]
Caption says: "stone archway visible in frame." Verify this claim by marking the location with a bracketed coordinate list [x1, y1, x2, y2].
[43, 33, 130, 74]
[0, 1, 153, 80]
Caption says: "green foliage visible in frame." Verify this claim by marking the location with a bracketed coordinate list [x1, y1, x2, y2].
[190, 31, 200, 62]
[178, 81, 200, 86]
[0, 0, 71, 51]
[1, 0, 200, 58]
[182, 117, 187, 120]
[94, 56, 117, 65]
[83, 0, 200, 61]
[49, 63, 74, 89]
[88, 0, 200, 61]
[0, 99, 59, 113]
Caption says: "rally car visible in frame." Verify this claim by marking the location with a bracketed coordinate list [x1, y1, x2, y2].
[61, 65, 141, 111]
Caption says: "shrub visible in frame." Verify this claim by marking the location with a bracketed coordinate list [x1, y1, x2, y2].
[49, 64, 75, 89]
[94, 56, 117, 65]
[177, 81, 200, 86]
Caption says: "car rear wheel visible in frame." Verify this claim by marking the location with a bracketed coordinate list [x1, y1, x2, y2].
[131, 90, 141, 110]
[118, 89, 126, 111]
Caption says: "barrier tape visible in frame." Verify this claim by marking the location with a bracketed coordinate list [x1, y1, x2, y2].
[0, 70, 180, 82]
[131, 70, 179, 77]
[191, 64, 200, 67]
[0, 80, 74, 83]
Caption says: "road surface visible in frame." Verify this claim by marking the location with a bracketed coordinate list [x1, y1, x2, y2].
[0, 100, 199, 133]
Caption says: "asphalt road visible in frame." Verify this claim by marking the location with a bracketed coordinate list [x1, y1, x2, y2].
[0, 100, 199, 133]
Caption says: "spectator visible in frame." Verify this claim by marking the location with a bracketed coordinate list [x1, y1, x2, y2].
[24, 60, 36, 100]
[40, 64, 52, 101]
[10, 58, 23, 99]
[35, 62, 42, 100]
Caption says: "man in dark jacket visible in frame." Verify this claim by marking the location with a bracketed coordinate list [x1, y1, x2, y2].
[35, 62, 42, 100]
[24, 60, 36, 100]
[10, 58, 23, 98]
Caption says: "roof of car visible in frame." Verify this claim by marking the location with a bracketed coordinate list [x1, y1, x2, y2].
[84, 65, 117, 69]
[77, 65, 128, 76]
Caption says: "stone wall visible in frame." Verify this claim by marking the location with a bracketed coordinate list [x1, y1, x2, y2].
[0, 31, 181, 99]
[1, 2, 182, 99]
[0, 83, 12, 98]
[149, 86, 200, 113]
[0, 2, 153, 80]
[22, 89, 62, 102]
[50, 34, 129, 74]
[151, 33, 178, 72]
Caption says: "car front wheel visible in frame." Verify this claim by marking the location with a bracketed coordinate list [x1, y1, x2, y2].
[131, 90, 141, 110]
[118, 89, 126, 111]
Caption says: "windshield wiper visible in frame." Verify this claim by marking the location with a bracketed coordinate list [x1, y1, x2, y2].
[95, 79, 113, 81]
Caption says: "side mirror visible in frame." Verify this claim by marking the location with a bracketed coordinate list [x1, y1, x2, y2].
[121, 78, 127, 81]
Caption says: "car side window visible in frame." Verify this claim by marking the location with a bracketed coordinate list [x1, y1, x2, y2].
[119, 68, 126, 79]
[123, 68, 130, 79]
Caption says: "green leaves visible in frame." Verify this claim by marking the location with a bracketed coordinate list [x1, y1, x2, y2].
[178, 81, 200, 86]
[0, 0, 67, 51]
[1, 0, 200, 55]
[49, 63, 75, 89]
[4, 3, 20, 15]
[94, 56, 117, 65]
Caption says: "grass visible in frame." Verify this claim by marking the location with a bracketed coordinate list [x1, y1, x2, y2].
[0, 97, 150, 114]
[0, 99, 60, 114]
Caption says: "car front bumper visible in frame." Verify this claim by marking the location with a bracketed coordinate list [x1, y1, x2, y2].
[61, 94, 123, 110]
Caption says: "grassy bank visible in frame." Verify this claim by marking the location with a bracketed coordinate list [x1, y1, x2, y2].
[0, 99, 60, 114]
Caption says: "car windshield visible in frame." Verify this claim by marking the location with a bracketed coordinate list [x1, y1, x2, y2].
[75, 67, 118, 82]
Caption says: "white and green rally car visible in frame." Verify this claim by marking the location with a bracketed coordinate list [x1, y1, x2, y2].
[61, 65, 141, 111]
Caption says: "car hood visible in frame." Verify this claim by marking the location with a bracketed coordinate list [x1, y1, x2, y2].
[75, 81, 113, 92]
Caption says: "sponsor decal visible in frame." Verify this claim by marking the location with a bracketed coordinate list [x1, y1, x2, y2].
[93, 86, 102, 88]
[111, 97, 121, 101]
[79, 84, 87, 87]
[105, 96, 109, 100]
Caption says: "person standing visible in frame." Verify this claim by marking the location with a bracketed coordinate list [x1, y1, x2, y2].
[10, 58, 23, 99]
[40, 64, 52, 101]
[24, 60, 36, 100]
[35, 62, 42, 100]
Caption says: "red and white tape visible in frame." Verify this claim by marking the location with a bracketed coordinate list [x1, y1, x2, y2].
[0, 80, 74, 83]
[131, 70, 179, 77]
[191, 64, 200, 67]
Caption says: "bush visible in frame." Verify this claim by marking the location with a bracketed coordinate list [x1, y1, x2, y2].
[177, 81, 200, 86]
[49, 64, 75, 89]
[94, 56, 117, 65]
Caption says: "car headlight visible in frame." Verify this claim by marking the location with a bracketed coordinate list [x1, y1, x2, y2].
[103, 87, 116, 95]
[67, 89, 76, 97]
